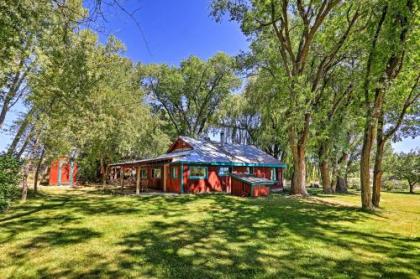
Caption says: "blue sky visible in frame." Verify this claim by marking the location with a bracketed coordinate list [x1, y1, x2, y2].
[91, 0, 248, 64]
[0, 0, 418, 152]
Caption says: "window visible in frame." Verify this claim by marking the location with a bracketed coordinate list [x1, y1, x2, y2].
[189, 166, 207, 179]
[271, 168, 277, 180]
[171, 167, 178, 179]
[218, 167, 230, 176]
[245, 167, 254, 174]
[140, 169, 147, 179]
[152, 168, 161, 178]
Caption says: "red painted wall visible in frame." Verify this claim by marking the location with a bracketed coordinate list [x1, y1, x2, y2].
[231, 178, 249, 197]
[185, 166, 231, 193]
[137, 166, 163, 190]
[273, 169, 283, 189]
[232, 166, 248, 175]
[168, 139, 193, 153]
[166, 165, 181, 193]
[252, 185, 271, 197]
[182, 165, 282, 194]
[49, 159, 77, 186]
[49, 161, 59, 185]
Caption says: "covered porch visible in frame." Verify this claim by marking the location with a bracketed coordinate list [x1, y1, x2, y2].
[107, 158, 174, 194]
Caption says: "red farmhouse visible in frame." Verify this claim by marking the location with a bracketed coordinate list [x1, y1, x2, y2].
[108, 136, 286, 197]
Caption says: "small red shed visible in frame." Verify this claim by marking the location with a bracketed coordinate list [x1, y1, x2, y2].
[49, 158, 77, 186]
[231, 174, 276, 197]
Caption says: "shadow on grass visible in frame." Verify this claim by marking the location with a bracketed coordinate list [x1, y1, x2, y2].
[1, 190, 419, 278]
[116, 195, 418, 278]
[21, 227, 102, 249]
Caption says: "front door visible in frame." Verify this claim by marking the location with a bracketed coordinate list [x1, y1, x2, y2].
[151, 167, 163, 190]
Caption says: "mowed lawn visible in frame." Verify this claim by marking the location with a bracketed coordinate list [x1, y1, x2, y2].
[0, 187, 419, 279]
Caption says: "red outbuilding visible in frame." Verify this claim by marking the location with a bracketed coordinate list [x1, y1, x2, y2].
[231, 174, 276, 197]
[49, 158, 78, 186]
[108, 135, 286, 197]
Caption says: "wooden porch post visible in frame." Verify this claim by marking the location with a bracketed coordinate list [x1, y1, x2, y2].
[120, 166, 124, 190]
[180, 163, 184, 193]
[136, 166, 140, 195]
[163, 164, 168, 192]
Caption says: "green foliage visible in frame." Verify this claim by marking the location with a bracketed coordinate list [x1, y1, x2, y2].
[0, 0, 86, 125]
[141, 53, 241, 138]
[28, 30, 170, 182]
[0, 155, 22, 211]
[392, 151, 420, 188]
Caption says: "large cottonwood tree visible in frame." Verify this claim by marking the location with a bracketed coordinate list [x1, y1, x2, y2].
[140, 53, 241, 138]
[212, 0, 362, 195]
[359, 0, 417, 209]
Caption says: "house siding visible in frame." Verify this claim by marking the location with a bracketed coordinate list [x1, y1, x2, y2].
[166, 165, 181, 193]
[49, 159, 78, 186]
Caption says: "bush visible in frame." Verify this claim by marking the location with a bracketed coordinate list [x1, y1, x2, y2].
[0, 155, 22, 211]
[75, 155, 103, 184]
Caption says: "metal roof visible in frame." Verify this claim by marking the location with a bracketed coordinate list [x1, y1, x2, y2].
[173, 136, 284, 166]
[109, 136, 285, 167]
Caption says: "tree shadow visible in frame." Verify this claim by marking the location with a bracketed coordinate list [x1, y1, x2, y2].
[116, 194, 419, 278]
[1, 190, 418, 278]
[21, 227, 102, 249]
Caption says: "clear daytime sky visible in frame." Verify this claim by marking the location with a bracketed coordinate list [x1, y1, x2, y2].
[0, 0, 418, 152]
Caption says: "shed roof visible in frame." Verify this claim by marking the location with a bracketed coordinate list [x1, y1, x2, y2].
[231, 174, 278, 186]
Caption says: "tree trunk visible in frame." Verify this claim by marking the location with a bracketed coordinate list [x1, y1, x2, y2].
[359, 3, 387, 210]
[33, 149, 45, 194]
[21, 163, 30, 201]
[0, 64, 28, 129]
[360, 119, 376, 210]
[409, 182, 415, 194]
[7, 111, 32, 155]
[345, 160, 351, 188]
[336, 176, 347, 193]
[319, 144, 332, 193]
[320, 160, 332, 193]
[0, 96, 11, 129]
[336, 152, 349, 193]
[291, 144, 308, 196]
[330, 161, 338, 193]
[361, 83, 384, 210]
[372, 138, 385, 207]
[16, 131, 32, 159]
[100, 158, 107, 187]
[289, 114, 310, 196]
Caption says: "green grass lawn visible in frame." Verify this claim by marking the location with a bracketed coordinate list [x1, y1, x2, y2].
[0, 187, 419, 279]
